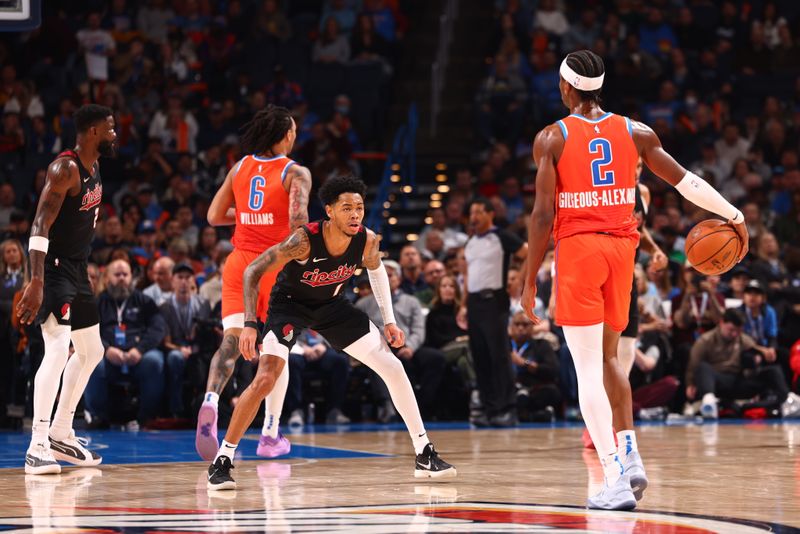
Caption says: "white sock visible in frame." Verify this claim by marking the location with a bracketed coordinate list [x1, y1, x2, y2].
[601, 452, 624, 485]
[563, 324, 617, 459]
[215, 440, 238, 462]
[617, 336, 636, 376]
[32, 316, 72, 446]
[411, 431, 430, 456]
[343, 323, 427, 455]
[262, 365, 288, 438]
[51, 325, 105, 441]
[617, 430, 638, 459]
[204, 391, 220, 406]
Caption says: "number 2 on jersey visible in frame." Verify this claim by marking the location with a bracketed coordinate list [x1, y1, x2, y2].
[589, 138, 615, 187]
[248, 175, 267, 210]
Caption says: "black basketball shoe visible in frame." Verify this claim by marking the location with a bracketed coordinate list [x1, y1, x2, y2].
[414, 443, 457, 479]
[49, 432, 102, 466]
[207, 456, 236, 490]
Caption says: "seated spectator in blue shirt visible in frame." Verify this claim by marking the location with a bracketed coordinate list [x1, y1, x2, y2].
[160, 262, 211, 418]
[399, 244, 430, 297]
[639, 8, 677, 58]
[322, 0, 358, 36]
[507, 311, 560, 421]
[363, 0, 396, 42]
[84, 260, 167, 426]
[740, 280, 778, 349]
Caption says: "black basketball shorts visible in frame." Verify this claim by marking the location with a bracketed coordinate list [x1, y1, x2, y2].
[620, 278, 639, 338]
[261, 292, 371, 359]
[37, 256, 99, 329]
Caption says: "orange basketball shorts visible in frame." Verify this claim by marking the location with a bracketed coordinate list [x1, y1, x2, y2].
[553, 232, 638, 332]
[221, 247, 279, 330]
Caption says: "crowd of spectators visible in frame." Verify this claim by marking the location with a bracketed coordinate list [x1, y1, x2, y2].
[0, 0, 412, 428]
[2, 0, 800, 429]
[461, 0, 800, 422]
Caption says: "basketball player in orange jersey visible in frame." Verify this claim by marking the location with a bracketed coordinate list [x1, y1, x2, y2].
[195, 105, 311, 461]
[521, 50, 748, 510]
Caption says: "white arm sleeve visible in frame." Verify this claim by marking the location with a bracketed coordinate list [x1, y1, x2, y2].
[674, 171, 744, 224]
[367, 262, 396, 326]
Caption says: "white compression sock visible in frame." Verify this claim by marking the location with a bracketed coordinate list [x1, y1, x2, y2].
[50, 324, 105, 441]
[617, 430, 638, 460]
[215, 440, 238, 462]
[562, 324, 618, 465]
[262, 364, 288, 438]
[32, 316, 72, 446]
[617, 336, 636, 377]
[344, 323, 429, 455]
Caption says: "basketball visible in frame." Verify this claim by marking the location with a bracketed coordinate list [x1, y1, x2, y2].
[685, 219, 742, 275]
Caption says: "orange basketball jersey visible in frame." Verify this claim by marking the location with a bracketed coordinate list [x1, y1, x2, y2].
[552, 113, 639, 242]
[231, 154, 294, 253]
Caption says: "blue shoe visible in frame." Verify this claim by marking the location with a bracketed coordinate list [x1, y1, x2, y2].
[587, 474, 637, 511]
[623, 451, 648, 501]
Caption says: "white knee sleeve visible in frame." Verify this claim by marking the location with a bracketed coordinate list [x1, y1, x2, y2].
[618, 336, 636, 377]
[563, 323, 616, 459]
[71, 324, 105, 367]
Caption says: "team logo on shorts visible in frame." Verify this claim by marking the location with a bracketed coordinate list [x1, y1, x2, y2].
[60, 303, 70, 321]
[282, 324, 294, 342]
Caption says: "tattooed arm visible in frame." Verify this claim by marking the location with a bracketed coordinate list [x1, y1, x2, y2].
[284, 164, 312, 230]
[240, 228, 311, 360]
[16, 158, 79, 324]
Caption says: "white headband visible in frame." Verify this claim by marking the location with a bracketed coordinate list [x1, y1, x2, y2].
[560, 57, 604, 91]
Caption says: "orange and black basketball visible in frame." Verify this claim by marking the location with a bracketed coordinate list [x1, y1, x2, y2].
[685, 219, 742, 275]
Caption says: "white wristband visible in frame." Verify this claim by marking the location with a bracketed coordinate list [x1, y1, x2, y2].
[367, 263, 396, 326]
[674, 171, 741, 224]
[29, 236, 49, 254]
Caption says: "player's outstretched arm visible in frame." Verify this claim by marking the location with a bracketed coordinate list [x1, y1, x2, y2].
[362, 230, 405, 348]
[207, 165, 237, 226]
[632, 120, 748, 260]
[286, 164, 312, 230]
[16, 158, 78, 324]
[521, 125, 561, 325]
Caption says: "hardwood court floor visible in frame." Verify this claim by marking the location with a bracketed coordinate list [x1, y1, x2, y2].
[0, 421, 797, 532]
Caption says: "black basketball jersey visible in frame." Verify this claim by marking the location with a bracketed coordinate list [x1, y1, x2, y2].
[48, 150, 103, 261]
[274, 221, 367, 305]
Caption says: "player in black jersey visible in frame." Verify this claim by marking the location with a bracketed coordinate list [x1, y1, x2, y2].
[206, 175, 456, 490]
[16, 104, 116, 475]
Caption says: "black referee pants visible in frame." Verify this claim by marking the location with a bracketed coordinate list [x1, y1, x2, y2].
[467, 291, 516, 417]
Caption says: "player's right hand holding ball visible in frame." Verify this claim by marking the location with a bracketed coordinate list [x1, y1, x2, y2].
[730, 216, 749, 262]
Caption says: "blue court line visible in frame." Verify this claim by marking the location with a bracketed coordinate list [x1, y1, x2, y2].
[1, 419, 797, 468]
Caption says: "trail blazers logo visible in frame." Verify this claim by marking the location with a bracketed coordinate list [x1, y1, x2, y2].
[282, 324, 294, 342]
[60, 303, 70, 321]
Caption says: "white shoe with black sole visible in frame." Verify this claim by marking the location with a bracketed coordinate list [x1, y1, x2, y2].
[25, 443, 61, 475]
[49, 432, 102, 467]
[414, 443, 457, 479]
